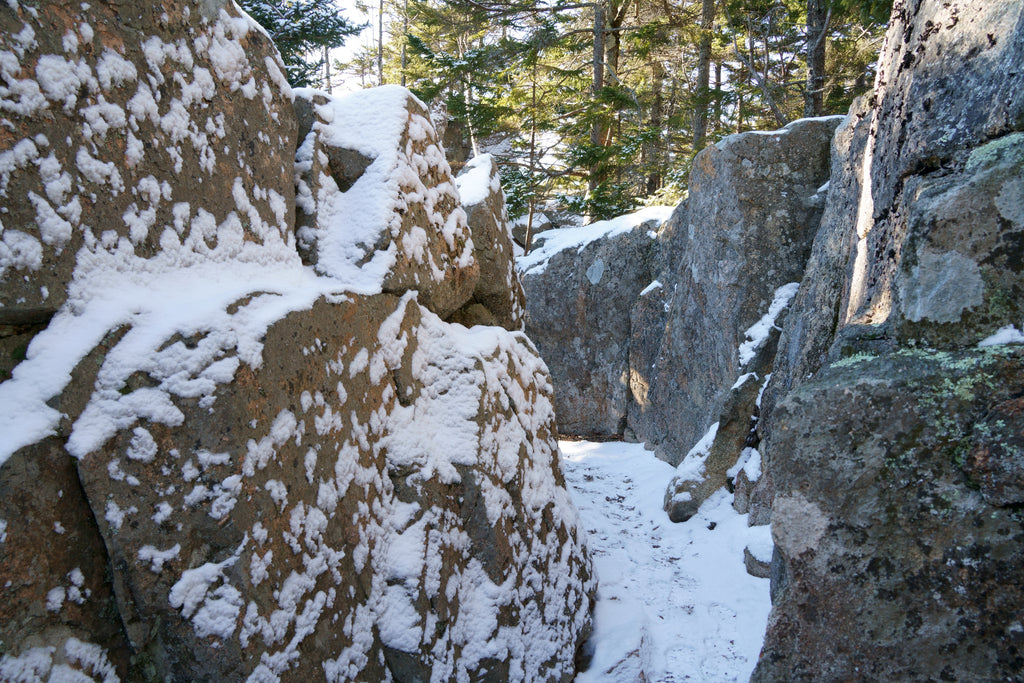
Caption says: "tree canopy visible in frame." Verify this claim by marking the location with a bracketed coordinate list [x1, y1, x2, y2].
[239, 0, 362, 87]
[328, 0, 891, 228]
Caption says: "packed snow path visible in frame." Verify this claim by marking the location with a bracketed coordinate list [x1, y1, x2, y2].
[561, 440, 772, 682]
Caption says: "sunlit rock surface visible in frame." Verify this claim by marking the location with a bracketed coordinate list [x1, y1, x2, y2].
[754, 0, 1024, 678]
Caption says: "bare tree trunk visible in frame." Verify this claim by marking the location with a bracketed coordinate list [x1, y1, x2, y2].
[399, 0, 407, 87]
[645, 59, 664, 195]
[525, 58, 539, 254]
[714, 60, 722, 132]
[736, 90, 743, 133]
[605, 0, 624, 89]
[804, 0, 829, 117]
[692, 0, 716, 152]
[323, 46, 332, 93]
[459, 37, 480, 157]
[588, 2, 605, 195]
[725, 8, 790, 127]
[378, 0, 385, 85]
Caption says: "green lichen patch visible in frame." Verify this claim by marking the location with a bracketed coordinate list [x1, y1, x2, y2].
[830, 350, 877, 368]
[966, 132, 1024, 173]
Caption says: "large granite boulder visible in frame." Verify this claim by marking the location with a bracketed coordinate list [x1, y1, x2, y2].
[631, 116, 842, 466]
[0, 0, 297, 324]
[1, 2, 298, 675]
[293, 85, 478, 319]
[842, 0, 1024, 348]
[0, 2, 594, 680]
[754, 0, 1024, 677]
[450, 153, 526, 331]
[759, 96, 875, 432]
[59, 292, 591, 682]
[754, 348, 1024, 680]
[518, 207, 671, 438]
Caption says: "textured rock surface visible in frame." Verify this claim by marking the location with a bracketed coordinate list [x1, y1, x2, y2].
[294, 86, 478, 319]
[754, 0, 1024, 678]
[520, 212, 665, 438]
[0, 437, 133, 678]
[0, 2, 594, 680]
[632, 117, 842, 466]
[664, 329, 776, 523]
[626, 205, 681, 446]
[839, 0, 1024, 342]
[0, 0, 296, 322]
[754, 349, 1024, 681]
[451, 154, 526, 331]
[68, 293, 592, 682]
[760, 96, 874, 424]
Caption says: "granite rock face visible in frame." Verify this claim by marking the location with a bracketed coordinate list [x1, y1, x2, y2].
[516, 117, 838, 496]
[754, 0, 1024, 678]
[834, 0, 1024, 346]
[631, 117, 841, 467]
[755, 350, 1024, 680]
[0, 0, 296, 323]
[0, 2, 594, 680]
[519, 210, 666, 438]
[66, 292, 592, 682]
[451, 153, 526, 331]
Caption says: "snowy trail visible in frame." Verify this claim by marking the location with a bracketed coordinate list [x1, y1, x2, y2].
[561, 440, 772, 683]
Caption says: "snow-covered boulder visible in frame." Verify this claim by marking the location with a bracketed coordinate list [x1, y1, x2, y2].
[294, 85, 479, 320]
[0, 0, 298, 325]
[1, 1, 300, 675]
[0, 2, 593, 680]
[67, 292, 593, 682]
[450, 153, 526, 331]
[518, 207, 671, 438]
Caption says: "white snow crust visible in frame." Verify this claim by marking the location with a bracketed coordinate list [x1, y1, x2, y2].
[738, 282, 800, 366]
[672, 421, 719, 483]
[978, 324, 1024, 347]
[562, 440, 771, 682]
[516, 206, 673, 276]
[454, 153, 499, 206]
[293, 85, 474, 291]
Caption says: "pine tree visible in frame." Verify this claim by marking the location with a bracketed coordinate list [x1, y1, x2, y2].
[362, 0, 891, 223]
[238, 0, 362, 87]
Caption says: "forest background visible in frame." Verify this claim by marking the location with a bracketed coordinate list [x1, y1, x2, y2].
[239, 0, 892, 237]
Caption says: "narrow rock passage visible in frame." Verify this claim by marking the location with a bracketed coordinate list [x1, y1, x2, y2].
[561, 440, 771, 682]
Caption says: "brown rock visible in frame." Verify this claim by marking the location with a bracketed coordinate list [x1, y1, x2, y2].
[0, 0, 297, 323]
[0, 3, 592, 680]
[964, 396, 1024, 507]
[452, 154, 526, 331]
[743, 546, 771, 579]
[0, 437, 133, 679]
[65, 292, 593, 681]
[664, 370, 762, 523]
[293, 87, 479, 319]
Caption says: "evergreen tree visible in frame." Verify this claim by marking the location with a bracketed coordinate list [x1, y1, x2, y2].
[358, 0, 891, 223]
[238, 0, 362, 87]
